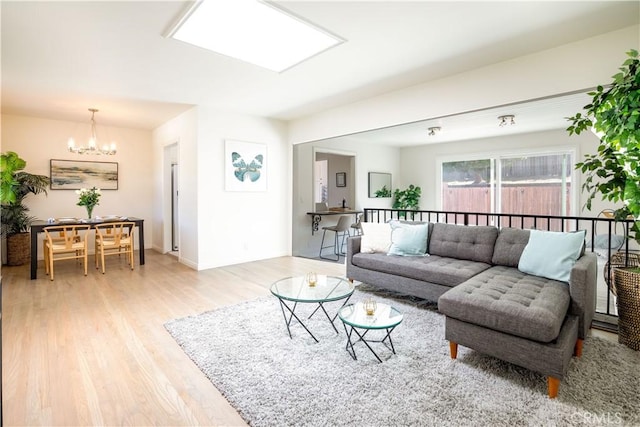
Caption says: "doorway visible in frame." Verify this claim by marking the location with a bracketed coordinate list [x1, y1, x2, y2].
[314, 151, 355, 209]
[314, 159, 328, 204]
[171, 162, 179, 252]
[164, 143, 179, 255]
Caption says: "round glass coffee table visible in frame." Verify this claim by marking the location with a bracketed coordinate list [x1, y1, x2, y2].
[270, 275, 355, 343]
[338, 302, 403, 362]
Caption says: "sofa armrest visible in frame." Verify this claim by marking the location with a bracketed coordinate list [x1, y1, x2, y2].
[569, 252, 597, 339]
[346, 235, 362, 273]
[347, 235, 362, 258]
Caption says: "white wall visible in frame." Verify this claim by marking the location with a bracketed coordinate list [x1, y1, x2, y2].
[288, 25, 639, 145]
[195, 107, 290, 269]
[151, 107, 290, 270]
[2, 113, 154, 259]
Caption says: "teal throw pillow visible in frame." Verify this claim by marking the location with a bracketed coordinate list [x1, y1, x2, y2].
[518, 229, 586, 283]
[387, 220, 429, 256]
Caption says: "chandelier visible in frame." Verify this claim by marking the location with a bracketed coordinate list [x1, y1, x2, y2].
[68, 108, 117, 155]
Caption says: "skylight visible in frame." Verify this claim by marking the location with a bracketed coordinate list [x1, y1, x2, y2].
[168, 0, 344, 73]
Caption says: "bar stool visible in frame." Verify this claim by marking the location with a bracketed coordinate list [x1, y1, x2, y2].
[319, 215, 351, 261]
[350, 213, 363, 235]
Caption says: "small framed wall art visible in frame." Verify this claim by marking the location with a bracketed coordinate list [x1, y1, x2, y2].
[336, 172, 346, 187]
[225, 139, 267, 191]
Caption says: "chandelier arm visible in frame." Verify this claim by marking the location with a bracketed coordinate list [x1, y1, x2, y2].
[67, 108, 117, 155]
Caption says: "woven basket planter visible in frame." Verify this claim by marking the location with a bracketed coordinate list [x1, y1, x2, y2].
[605, 252, 640, 295]
[6, 232, 30, 266]
[613, 268, 640, 351]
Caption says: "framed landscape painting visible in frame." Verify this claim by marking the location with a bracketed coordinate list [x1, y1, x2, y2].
[50, 159, 118, 190]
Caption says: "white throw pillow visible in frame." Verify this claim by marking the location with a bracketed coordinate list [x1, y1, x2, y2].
[360, 222, 392, 253]
[518, 229, 586, 283]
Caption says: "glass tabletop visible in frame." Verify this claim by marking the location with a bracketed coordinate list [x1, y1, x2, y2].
[339, 302, 403, 330]
[270, 275, 354, 303]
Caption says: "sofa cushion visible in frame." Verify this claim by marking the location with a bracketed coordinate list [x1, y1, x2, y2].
[438, 265, 571, 342]
[387, 220, 429, 256]
[352, 252, 491, 287]
[360, 222, 392, 253]
[492, 228, 530, 267]
[428, 223, 498, 264]
[518, 229, 586, 283]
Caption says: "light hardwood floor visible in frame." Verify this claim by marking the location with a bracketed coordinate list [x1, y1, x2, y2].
[2, 251, 618, 426]
[2, 251, 345, 426]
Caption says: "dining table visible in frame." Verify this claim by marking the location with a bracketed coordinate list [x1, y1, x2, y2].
[29, 217, 145, 280]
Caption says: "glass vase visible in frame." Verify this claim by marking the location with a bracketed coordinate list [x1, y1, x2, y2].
[86, 205, 94, 220]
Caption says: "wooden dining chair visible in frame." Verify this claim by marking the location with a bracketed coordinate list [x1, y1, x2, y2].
[94, 222, 135, 273]
[43, 224, 91, 281]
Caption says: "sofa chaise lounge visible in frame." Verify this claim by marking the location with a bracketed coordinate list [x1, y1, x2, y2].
[346, 221, 597, 398]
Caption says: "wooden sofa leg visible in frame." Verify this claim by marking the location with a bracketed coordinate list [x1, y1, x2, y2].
[547, 377, 560, 398]
[449, 341, 458, 359]
[574, 338, 584, 357]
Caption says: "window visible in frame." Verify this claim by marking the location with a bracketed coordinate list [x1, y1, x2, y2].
[442, 158, 493, 214]
[441, 150, 574, 229]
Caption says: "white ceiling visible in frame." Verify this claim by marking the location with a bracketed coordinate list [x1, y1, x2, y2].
[323, 90, 594, 147]
[1, 1, 639, 142]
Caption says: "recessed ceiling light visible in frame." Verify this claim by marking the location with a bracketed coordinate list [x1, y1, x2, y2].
[167, 0, 344, 73]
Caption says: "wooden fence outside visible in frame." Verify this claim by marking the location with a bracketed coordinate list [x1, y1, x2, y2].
[443, 183, 571, 229]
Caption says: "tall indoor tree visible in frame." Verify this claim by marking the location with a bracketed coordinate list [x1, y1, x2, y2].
[568, 49, 640, 351]
[568, 49, 640, 239]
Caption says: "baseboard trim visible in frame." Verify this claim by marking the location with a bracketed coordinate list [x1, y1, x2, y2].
[592, 320, 618, 334]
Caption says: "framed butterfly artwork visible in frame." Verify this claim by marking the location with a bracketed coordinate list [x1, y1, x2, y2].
[225, 139, 268, 191]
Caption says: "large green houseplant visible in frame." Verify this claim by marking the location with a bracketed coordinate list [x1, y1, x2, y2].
[1, 151, 50, 265]
[568, 49, 640, 241]
[568, 49, 640, 351]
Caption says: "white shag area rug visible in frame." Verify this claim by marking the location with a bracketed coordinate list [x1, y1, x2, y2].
[165, 287, 640, 427]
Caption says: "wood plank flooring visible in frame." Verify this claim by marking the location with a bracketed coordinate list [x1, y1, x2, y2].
[1, 251, 345, 426]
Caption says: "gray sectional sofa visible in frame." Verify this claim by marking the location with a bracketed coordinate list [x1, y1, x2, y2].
[346, 222, 597, 398]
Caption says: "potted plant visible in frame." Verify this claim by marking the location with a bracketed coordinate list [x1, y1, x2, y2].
[569, 49, 640, 235]
[1, 151, 50, 266]
[75, 187, 101, 220]
[567, 49, 640, 350]
[393, 184, 421, 218]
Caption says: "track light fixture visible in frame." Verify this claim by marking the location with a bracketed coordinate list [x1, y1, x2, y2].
[428, 126, 441, 136]
[498, 115, 515, 127]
